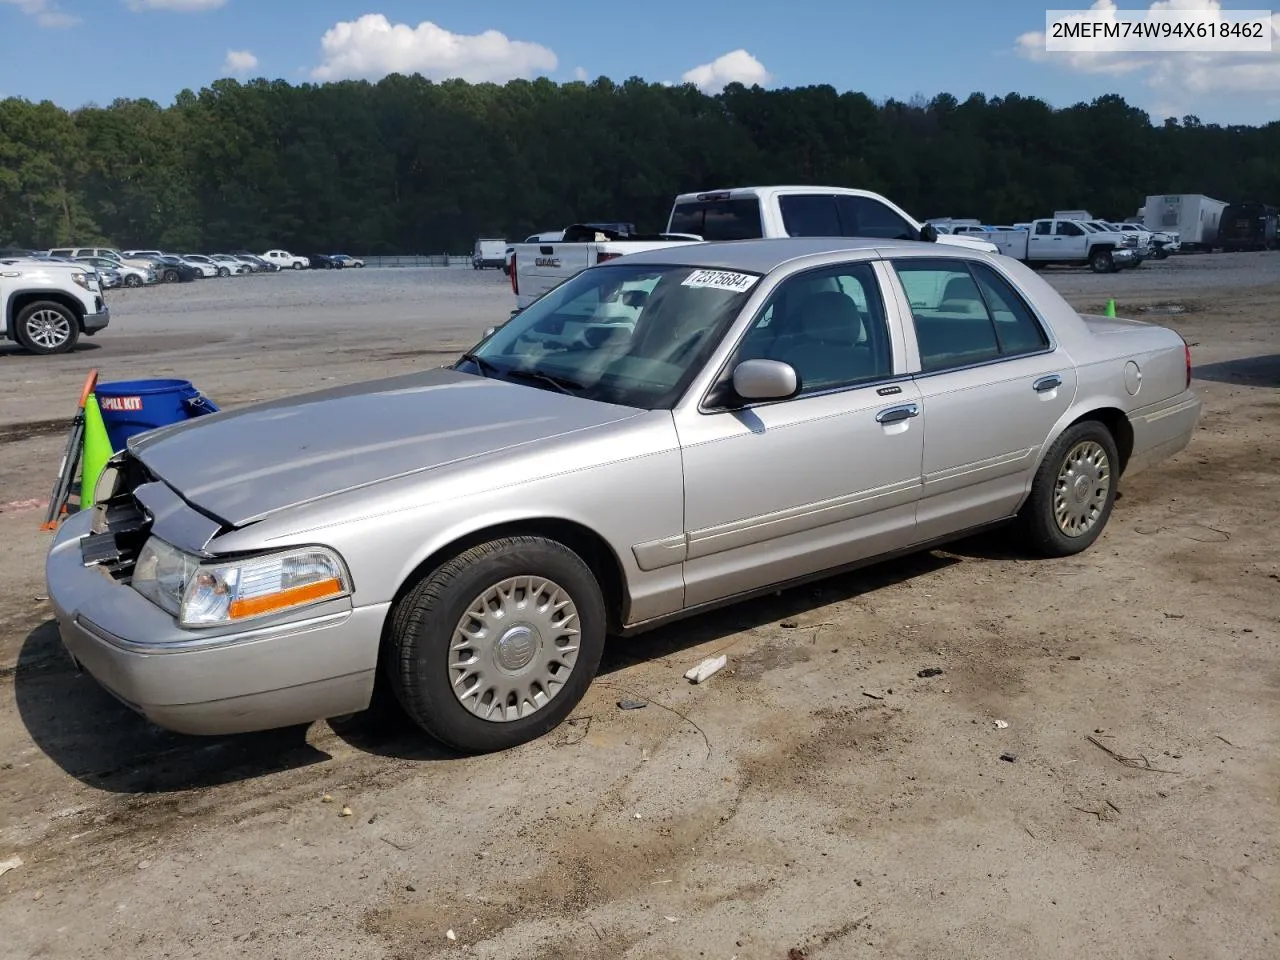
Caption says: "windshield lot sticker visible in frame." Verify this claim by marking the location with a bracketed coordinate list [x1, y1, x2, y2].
[681, 269, 758, 293]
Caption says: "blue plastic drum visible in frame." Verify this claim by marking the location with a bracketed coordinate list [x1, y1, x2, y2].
[94, 378, 220, 452]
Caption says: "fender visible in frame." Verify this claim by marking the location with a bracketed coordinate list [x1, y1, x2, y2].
[3, 287, 87, 338]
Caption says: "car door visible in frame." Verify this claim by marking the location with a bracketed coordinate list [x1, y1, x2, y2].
[1027, 221, 1055, 259]
[1054, 220, 1088, 257]
[674, 259, 924, 608]
[885, 255, 1076, 540]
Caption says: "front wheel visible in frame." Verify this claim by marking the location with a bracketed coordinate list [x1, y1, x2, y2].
[1016, 421, 1119, 557]
[124, 274, 142, 288]
[293, 262, 305, 270]
[1089, 249, 1115, 274]
[15, 300, 79, 355]
[217, 267, 230, 278]
[387, 536, 607, 753]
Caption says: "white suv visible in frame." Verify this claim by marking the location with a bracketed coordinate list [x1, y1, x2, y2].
[1, 256, 111, 354]
[261, 249, 311, 270]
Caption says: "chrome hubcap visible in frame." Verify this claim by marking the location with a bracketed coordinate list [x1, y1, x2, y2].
[1054, 440, 1111, 537]
[27, 309, 71, 349]
[449, 576, 580, 722]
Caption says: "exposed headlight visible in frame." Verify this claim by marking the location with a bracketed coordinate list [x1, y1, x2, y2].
[71, 271, 90, 289]
[132, 537, 352, 628]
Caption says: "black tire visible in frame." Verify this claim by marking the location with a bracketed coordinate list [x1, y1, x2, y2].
[124, 274, 142, 288]
[387, 536, 607, 753]
[1089, 249, 1114, 274]
[162, 268, 179, 283]
[293, 262, 304, 270]
[217, 267, 229, 278]
[14, 300, 80, 355]
[1016, 420, 1120, 558]
[1156, 247, 1169, 260]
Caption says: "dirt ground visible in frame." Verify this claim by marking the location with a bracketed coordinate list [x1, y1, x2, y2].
[0, 257, 1277, 960]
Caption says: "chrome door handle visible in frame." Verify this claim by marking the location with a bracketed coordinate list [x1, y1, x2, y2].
[1033, 375, 1062, 393]
[876, 403, 920, 424]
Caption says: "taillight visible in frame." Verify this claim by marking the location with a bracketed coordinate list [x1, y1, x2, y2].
[596, 251, 621, 264]
[509, 252, 517, 295]
[1184, 339, 1192, 388]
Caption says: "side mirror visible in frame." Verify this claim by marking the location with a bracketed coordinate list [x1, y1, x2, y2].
[919, 223, 939, 243]
[732, 359, 798, 401]
[481, 326, 497, 339]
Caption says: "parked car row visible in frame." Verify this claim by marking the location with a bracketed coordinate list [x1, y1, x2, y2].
[0, 247, 370, 288]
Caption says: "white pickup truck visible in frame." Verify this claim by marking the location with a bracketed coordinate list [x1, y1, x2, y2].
[510, 185, 998, 310]
[986, 219, 1139, 273]
[2, 255, 111, 354]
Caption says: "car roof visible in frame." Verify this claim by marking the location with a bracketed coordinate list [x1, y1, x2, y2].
[616, 236, 964, 273]
[672, 185, 890, 203]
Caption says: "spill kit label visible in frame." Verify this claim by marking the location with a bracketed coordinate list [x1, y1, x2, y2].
[99, 396, 143, 411]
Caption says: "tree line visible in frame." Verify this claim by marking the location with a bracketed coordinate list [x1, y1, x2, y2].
[1, 75, 1277, 254]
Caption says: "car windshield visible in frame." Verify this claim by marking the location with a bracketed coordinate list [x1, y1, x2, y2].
[461, 262, 760, 409]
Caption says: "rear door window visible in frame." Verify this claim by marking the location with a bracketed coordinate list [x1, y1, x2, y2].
[778, 194, 842, 236]
[668, 199, 763, 241]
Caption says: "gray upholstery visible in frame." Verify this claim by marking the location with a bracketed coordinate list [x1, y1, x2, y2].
[780, 290, 877, 389]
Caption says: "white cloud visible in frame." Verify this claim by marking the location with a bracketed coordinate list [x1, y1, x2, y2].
[310, 14, 557, 83]
[222, 49, 258, 76]
[573, 66, 588, 82]
[1016, 0, 1280, 118]
[1, 0, 80, 27]
[681, 49, 771, 94]
[126, 0, 227, 10]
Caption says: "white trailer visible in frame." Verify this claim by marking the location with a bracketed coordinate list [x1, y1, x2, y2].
[1141, 194, 1227, 251]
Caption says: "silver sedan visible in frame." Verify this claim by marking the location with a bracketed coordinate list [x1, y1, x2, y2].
[46, 237, 1202, 752]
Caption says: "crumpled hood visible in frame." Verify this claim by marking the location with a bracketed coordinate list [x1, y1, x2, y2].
[129, 367, 641, 526]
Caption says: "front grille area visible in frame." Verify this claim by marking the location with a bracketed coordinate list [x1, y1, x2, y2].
[80, 453, 155, 581]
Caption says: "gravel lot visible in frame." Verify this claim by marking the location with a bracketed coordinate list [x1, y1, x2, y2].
[1, 254, 1277, 960]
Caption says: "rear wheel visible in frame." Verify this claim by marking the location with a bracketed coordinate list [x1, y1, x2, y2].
[15, 301, 79, 355]
[1017, 421, 1119, 557]
[387, 536, 606, 753]
[1089, 249, 1115, 274]
[217, 267, 230, 278]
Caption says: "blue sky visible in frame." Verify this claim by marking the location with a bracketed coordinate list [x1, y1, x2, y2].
[0, 0, 1276, 124]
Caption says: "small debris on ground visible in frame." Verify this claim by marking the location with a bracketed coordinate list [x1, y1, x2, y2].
[917, 667, 944, 678]
[994, 719, 1009, 729]
[663, 915, 678, 922]
[321, 794, 333, 803]
[446, 929, 457, 941]
[405, 884, 416, 892]
[617, 698, 647, 710]
[340, 806, 353, 818]
[684, 654, 727, 684]
[0, 855, 23, 878]
[1000, 752, 1018, 763]
[862, 691, 885, 700]
[1067, 655, 1081, 661]
[137, 860, 152, 870]
[781, 620, 799, 628]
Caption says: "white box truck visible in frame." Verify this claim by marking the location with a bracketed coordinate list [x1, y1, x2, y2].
[1141, 195, 1227, 252]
